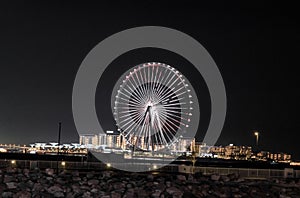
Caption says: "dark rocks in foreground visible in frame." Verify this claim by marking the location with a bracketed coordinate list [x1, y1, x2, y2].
[0, 167, 300, 198]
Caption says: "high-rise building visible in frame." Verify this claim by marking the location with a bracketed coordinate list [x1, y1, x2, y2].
[79, 134, 97, 146]
[98, 133, 107, 145]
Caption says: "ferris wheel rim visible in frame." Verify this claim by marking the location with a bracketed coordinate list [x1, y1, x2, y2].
[113, 62, 194, 151]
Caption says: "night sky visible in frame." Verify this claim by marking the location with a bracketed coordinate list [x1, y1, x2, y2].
[1, 2, 299, 159]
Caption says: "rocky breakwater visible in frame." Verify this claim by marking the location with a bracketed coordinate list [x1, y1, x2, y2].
[0, 167, 300, 197]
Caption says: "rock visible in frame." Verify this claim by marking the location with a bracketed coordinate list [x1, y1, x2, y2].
[71, 184, 82, 194]
[46, 176, 53, 181]
[2, 192, 13, 198]
[56, 178, 67, 185]
[88, 179, 99, 186]
[6, 167, 17, 174]
[65, 192, 75, 198]
[26, 180, 34, 188]
[279, 195, 291, 198]
[188, 174, 194, 181]
[80, 185, 90, 191]
[38, 178, 48, 185]
[166, 187, 183, 196]
[147, 174, 154, 181]
[82, 191, 92, 198]
[152, 190, 162, 198]
[231, 187, 240, 193]
[17, 182, 29, 190]
[71, 170, 79, 177]
[6, 182, 17, 189]
[86, 172, 94, 179]
[54, 191, 65, 198]
[138, 189, 149, 197]
[48, 185, 63, 194]
[211, 174, 220, 181]
[221, 175, 230, 182]
[176, 175, 186, 181]
[102, 171, 111, 178]
[13, 191, 31, 198]
[72, 176, 81, 182]
[233, 194, 243, 198]
[228, 173, 239, 180]
[236, 178, 245, 183]
[0, 185, 6, 193]
[111, 191, 122, 198]
[33, 183, 44, 192]
[91, 188, 98, 193]
[166, 181, 172, 187]
[3, 175, 16, 183]
[45, 168, 54, 176]
[113, 182, 125, 189]
[23, 169, 30, 177]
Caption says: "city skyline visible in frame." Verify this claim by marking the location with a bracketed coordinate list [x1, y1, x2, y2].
[0, 2, 299, 159]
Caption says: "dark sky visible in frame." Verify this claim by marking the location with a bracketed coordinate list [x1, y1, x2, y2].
[1, 2, 299, 159]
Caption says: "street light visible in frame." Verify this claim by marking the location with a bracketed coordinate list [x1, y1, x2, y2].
[254, 131, 259, 146]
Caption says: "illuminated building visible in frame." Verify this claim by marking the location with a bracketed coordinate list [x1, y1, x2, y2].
[268, 153, 291, 163]
[210, 144, 252, 160]
[79, 134, 96, 146]
[98, 133, 107, 145]
[256, 151, 270, 161]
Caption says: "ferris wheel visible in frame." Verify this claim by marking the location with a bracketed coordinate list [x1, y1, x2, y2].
[113, 62, 194, 151]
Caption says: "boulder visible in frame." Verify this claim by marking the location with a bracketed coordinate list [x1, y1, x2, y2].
[45, 168, 54, 176]
[13, 191, 31, 198]
[3, 175, 16, 183]
[211, 174, 220, 181]
[176, 175, 186, 181]
[54, 191, 65, 198]
[166, 187, 183, 196]
[2, 192, 13, 198]
[72, 177, 81, 182]
[86, 172, 94, 179]
[48, 185, 63, 194]
[32, 183, 44, 192]
[88, 179, 99, 186]
[6, 182, 17, 189]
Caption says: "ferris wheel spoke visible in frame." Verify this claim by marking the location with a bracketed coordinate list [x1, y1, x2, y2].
[158, 72, 175, 98]
[156, 86, 175, 104]
[155, 69, 168, 97]
[158, 85, 185, 103]
[118, 113, 139, 124]
[128, 78, 146, 103]
[117, 108, 142, 114]
[156, 116, 173, 145]
[159, 110, 185, 128]
[116, 102, 142, 108]
[119, 110, 140, 119]
[120, 116, 142, 136]
[162, 110, 190, 123]
[163, 97, 185, 104]
[156, 85, 179, 104]
[157, 117, 179, 139]
[138, 67, 148, 97]
[135, 71, 147, 99]
[164, 70, 177, 90]
[157, 111, 180, 132]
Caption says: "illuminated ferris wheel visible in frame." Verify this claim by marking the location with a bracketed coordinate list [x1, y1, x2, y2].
[113, 62, 194, 151]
